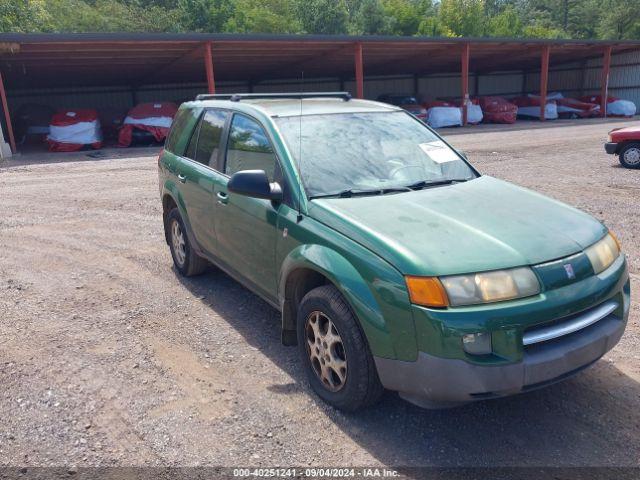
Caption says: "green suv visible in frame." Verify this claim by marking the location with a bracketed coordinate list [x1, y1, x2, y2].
[158, 92, 630, 410]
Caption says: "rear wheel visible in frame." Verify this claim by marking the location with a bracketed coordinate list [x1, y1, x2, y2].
[618, 142, 640, 169]
[166, 208, 208, 276]
[297, 285, 383, 411]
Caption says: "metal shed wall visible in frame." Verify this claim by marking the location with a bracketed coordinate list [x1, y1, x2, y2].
[5, 51, 637, 115]
[524, 50, 640, 104]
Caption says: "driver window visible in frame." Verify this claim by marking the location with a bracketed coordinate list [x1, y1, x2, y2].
[225, 114, 276, 180]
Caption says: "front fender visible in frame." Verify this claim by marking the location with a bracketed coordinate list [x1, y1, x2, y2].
[279, 244, 417, 361]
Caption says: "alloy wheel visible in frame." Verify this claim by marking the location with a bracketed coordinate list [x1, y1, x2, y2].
[171, 219, 186, 266]
[305, 311, 348, 392]
[624, 147, 640, 166]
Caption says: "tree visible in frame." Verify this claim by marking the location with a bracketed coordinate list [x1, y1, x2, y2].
[350, 0, 390, 34]
[438, 0, 487, 37]
[226, 0, 301, 33]
[177, 0, 236, 32]
[381, 0, 434, 36]
[0, 0, 52, 32]
[296, 0, 349, 34]
[597, 0, 640, 40]
[486, 4, 522, 37]
[0, 0, 638, 40]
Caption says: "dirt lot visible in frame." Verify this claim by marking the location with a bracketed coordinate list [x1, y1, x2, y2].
[1, 118, 639, 471]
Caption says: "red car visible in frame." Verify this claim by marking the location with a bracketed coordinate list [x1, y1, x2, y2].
[605, 125, 640, 168]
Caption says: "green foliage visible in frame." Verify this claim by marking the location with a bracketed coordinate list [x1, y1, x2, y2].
[597, 0, 640, 40]
[1, 0, 639, 40]
[296, 0, 349, 35]
[439, 0, 486, 37]
[487, 5, 522, 37]
[350, 0, 390, 35]
[0, 0, 52, 32]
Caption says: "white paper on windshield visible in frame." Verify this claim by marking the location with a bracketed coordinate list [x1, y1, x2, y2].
[418, 140, 458, 164]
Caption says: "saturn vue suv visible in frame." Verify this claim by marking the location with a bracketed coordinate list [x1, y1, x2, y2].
[158, 92, 630, 410]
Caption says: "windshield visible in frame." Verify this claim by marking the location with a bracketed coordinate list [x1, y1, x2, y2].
[275, 111, 477, 198]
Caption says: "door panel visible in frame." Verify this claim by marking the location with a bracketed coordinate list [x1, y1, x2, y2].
[214, 113, 280, 298]
[175, 157, 217, 254]
[174, 109, 228, 257]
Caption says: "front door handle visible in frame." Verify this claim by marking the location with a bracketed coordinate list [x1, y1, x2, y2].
[177, 173, 187, 183]
[217, 191, 228, 205]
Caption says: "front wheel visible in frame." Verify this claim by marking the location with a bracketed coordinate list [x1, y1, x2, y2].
[297, 285, 383, 411]
[618, 142, 640, 169]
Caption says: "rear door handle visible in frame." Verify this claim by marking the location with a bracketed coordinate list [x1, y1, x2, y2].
[177, 174, 187, 183]
[217, 191, 228, 205]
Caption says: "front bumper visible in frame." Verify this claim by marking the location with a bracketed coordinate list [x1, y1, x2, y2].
[375, 260, 631, 408]
[605, 142, 618, 154]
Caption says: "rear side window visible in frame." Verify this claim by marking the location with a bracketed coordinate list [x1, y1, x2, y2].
[225, 114, 276, 179]
[195, 110, 227, 166]
[184, 121, 200, 160]
[183, 109, 227, 167]
[165, 107, 197, 154]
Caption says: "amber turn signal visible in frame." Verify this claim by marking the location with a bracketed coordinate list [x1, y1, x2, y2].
[405, 276, 449, 307]
[609, 231, 622, 251]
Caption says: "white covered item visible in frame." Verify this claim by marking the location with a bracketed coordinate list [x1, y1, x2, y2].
[512, 96, 558, 120]
[466, 103, 483, 124]
[47, 109, 102, 152]
[424, 101, 462, 128]
[579, 95, 636, 117]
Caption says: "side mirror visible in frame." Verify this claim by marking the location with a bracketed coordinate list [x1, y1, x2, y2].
[227, 170, 282, 201]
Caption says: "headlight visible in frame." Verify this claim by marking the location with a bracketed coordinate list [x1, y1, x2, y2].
[405, 267, 540, 308]
[585, 232, 621, 274]
[440, 267, 540, 307]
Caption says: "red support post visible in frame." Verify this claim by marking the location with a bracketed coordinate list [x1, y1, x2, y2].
[461, 43, 470, 126]
[354, 42, 364, 99]
[539, 45, 551, 122]
[600, 46, 612, 118]
[204, 41, 215, 94]
[0, 70, 16, 154]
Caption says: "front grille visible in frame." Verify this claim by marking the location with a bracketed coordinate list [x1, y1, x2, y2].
[523, 300, 619, 348]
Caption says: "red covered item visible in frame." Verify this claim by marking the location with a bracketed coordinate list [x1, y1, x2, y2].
[476, 96, 518, 124]
[47, 109, 103, 152]
[118, 102, 178, 147]
[554, 97, 599, 118]
[423, 100, 456, 108]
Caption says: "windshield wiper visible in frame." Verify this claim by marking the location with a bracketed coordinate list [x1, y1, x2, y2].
[405, 178, 470, 190]
[310, 186, 411, 199]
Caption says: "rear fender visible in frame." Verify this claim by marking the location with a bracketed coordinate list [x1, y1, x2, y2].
[161, 181, 200, 255]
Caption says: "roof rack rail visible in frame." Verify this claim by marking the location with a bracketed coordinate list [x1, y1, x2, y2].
[195, 92, 352, 102]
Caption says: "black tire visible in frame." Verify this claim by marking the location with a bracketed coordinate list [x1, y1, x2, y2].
[166, 208, 208, 276]
[297, 285, 383, 411]
[618, 142, 640, 169]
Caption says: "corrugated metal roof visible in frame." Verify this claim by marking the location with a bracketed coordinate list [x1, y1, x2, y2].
[1, 33, 639, 89]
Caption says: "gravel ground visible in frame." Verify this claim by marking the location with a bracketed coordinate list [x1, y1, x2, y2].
[0, 118, 639, 472]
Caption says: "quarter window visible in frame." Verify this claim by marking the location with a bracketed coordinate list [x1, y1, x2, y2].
[225, 114, 276, 179]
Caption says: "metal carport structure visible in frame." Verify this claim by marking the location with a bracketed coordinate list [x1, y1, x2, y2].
[2, 32, 640, 154]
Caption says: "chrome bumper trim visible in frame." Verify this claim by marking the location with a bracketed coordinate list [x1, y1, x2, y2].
[523, 300, 619, 346]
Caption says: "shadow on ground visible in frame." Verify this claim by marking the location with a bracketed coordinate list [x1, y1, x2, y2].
[177, 266, 639, 468]
[1, 145, 162, 168]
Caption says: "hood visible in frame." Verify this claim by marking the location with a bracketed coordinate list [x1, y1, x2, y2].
[609, 125, 640, 142]
[308, 176, 606, 276]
